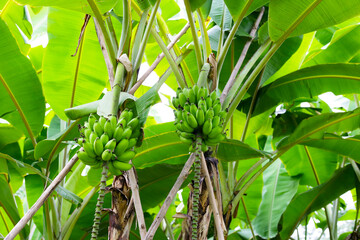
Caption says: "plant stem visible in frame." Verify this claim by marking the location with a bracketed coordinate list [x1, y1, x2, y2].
[145, 154, 195, 240]
[119, 0, 132, 56]
[216, 2, 225, 57]
[105, 14, 118, 55]
[197, 63, 210, 88]
[221, 7, 264, 103]
[197, 9, 211, 62]
[111, 63, 126, 114]
[192, 136, 202, 240]
[5, 153, 79, 240]
[130, 8, 150, 65]
[217, 0, 255, 73]
[200, 152, 227, 239]
[86, 0, 116, 67]
[150, 28, 187, 88]
[90, 164, 109, 240]
[240, 197, 256, 240]
[184, 0, 203, 73]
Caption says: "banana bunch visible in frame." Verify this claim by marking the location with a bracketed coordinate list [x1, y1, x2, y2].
[172, 85, 227, 151]
[77, 109, 142, 175]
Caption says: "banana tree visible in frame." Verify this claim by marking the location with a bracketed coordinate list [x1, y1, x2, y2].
[2, 0, 360, 239]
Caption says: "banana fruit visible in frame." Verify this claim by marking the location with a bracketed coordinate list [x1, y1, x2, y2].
[76, 109, 143, 175]
[172, 86, 227, 152]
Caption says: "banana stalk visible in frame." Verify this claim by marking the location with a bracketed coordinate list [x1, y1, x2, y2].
[192, 136, 202, 240]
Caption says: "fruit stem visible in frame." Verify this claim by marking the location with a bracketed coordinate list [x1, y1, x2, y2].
[192, 136, 202, 240]
[90, 164, 109, 240]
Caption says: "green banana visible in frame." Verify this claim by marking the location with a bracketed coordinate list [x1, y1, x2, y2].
[101, 149, 112, 161]
[131, 129, 141, 139]
[115, 139, 129, 156]
[183, 102, 190, 112]
[88, 114, 96, 130]
[93, 137, 103, 156]
[196, 108, 205, 126]
[109, 115, 117, 130]
[186, 112, 198, 129]
[118, 150, 136, 162]
[208, 126, 223, 139]
[77, 151, 98, 166]
[183, 88, 190, 100]
[118, 118, 127, 128]
[210, 91, 217, 102]
[198, 87, 206, 100]
[198, 102, 207, 113]
[91, 162, 103, 169]
[180, 120, 194, 133]
[212, 116, 221, 127]
[113, 126, 124, 142]
[188, 88, 196, 104]
[176, 122, 184, 132]
[193, 85, 200, 101]
[180, 132, 195, 140]
[119, 110, 129, 122]
[202, 119, 212, 135]
[128, 117, 139, 130]
[83, 142, 96, 158]
[205, 97, 212, 109]
[113, 161, 132, 171]
[219, 110, 227, 120]
[206, 133, 225, 144]
[176, 87, 182, 96]
[99, 116, 107, 128]
[105, 139, 117, 151]
[127, 111, 133, 123]
[172, 97, 180, 108]
[201, 143, 208, 152]
[84, 128, 92, 140]
[179, 92, 187, 107]
[104, 120, 114, 138]
[190, 103, 197, 117]
[108, 161, 123, 175]
[127, 138, 137, 149]
[205, 108, 214, 120]
[100, 134, 109, 146]
[179, 136, 193, 144]
[89, 132, 97, 145]
[198, 98, 207, 112]
[122, 127, 132, 139]
[77, 138, 85, 145]
[93, 122, 104, 137]
[174, 109, 183, 121]
[213, 103, 221, 116]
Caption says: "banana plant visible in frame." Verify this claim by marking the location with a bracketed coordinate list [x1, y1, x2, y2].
[2, 0, 360, 239]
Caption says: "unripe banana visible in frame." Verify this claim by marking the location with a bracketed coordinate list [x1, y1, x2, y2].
[130, 129, 141, 139]
[179, 136, 193, 144]
[118, 118, 127, 128]
[93, 122, 104, 137]
[181, 120, 195, 133]
[122, 127, 132, 139]
[127, 138, 137, 149]
[205, 108, 214, 120]
[174, 109, 183, 121]
[206, 133, 225, 144]
[198, 87, 206, 100]
[84, 121, 90, 129]
[109, 115, 117, 130]
[128, 117, 139, 130]
[210, 91, 217, 102]
[99, 116, 107, 128]
[113, 126, 124, 142]
[198, 98, 207, 112]
[183, 88, 190, 100]
[219, 110, 227, 120]
[91, 162, 102, 169]
[127, 111, 133, 123]
[193, 85, 200, 101]
[176, 122, 184, 132]
[77, 138, 85, 145]
[118, 150, 136, 162]
[180, 132, 195, 140]
[88, 114, 96, 130]
[205, 97, 212, 109]
[83, 142, 96, 158]
[213, 103, 221, 116]
[104, 120, 114, 138]
[179, 92, 187, 107]
[190, 103, 197, 117]
[188, 88, 196, 104]
[100, 134, 109, 146]
[186, 112, 198, 129]
[78, 151, 98, 166]
[119, 109, 129, 122]
[101, 149, 112, 161]
[196, 108, 205, 126]
[115, 139, 129, 156]
[212, 116, 221, 127]
[84, 128, 92, 140]
[202, 119, 212, 136]
[203, 87, 209, 97]
[89, 132, 97, 145]
[183, 102, 190, 112]
[201, 143, 208, 152]
[176, 87, 182, 96]
[172, 97, 180, 109]
[113, 161, 132, 171]
[93, 137, 103, 156]
[108, 161, 123, 175]
[105, 139, 117, 151]
[198, 102, 207, 114]
[208, 126, 223, 139]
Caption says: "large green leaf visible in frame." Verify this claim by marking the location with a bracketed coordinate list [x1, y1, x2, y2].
[137, 164, 191, 210]
[280, 145, 338, 186]
[133, 122, 190, 169]
[303, 25, 360, 67]
[252, 160, 299, 239]
[25, 174, 44, 233]
[0, 124, 23, 150]
[269, 0, 360, 41]
[224, 0, 268, 21]
[43, 8, 108, 120]
[216, 139, 265, 162]
[278, 165, 357, 239]
[252, 64, 360, 115]
[300, 135, 360, 163]
[279, 108, 360, 150]
[15, 0, 117, 14]
[0, 18, 45, 138]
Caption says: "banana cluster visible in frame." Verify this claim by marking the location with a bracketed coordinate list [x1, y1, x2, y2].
[77, 109, 141, 175]
[172, 86, 227, 151]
